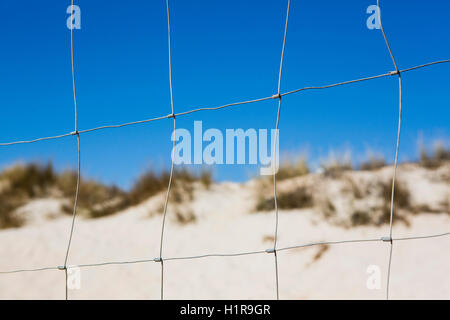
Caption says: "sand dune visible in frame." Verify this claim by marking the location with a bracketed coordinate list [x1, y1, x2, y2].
[0, 164, 449, 299]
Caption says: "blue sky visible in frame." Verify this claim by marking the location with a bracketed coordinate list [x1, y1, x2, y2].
[0, 0, 449, 189]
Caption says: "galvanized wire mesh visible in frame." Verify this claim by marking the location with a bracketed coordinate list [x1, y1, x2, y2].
[0, 0, 449, 300]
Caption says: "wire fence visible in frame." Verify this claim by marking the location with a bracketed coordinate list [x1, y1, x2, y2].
[0, 0, 449, 300]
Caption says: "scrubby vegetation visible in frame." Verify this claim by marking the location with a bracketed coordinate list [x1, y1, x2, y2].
[56, 170, 129, 218]
[320, 152, 353, 177]
[350, 180, 411, 227]
[257, 157, 309, 186]
[256, 172, 414, 228]
[256, 186, 313, 211]
[254, 144, 449, 227]
[1, 142, 448, 230]
[420, 143, 450, 169]
[276, 157, 309, 181]
[0, 163, 57, 228]
[0, 163, 212, 229]
[129, 168, 211, 205]
[359, 156, 386, 171]
[0, 163, 131, 226]
[255, 157, 310, 211]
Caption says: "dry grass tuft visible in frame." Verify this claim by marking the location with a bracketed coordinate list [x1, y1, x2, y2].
[174, 209, 197, 225]
[320, 151, 353, 177]
[56, 170, 129, 218]
[0, 162, 212, 226]
[276, 157, 309, 181]
[420, 143, 450, 169]
[350, 179, 411, 227]
[129, 168, 212, 206]
[0, 163, 56, 228]
[359, 156, 386, 171]
[256, 186, 313, 211]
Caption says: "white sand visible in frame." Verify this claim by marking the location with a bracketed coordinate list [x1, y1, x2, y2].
[0, 167, 449, 300]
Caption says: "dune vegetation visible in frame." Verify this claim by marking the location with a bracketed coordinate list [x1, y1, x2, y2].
[0, 163, 212, 229]
[255, 145, 450, 227]
[0, 144, 448, 229]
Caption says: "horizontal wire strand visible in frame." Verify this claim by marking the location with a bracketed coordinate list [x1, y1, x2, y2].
[376, 0, 402, 301]
[1, 59, 448, 147]
[1, 231, 448, 275]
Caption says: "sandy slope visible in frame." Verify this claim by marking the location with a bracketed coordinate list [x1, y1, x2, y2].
[0, 169, 449, 299]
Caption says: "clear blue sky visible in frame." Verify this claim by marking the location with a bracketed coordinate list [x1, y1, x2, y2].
[0, 0, 449, 189]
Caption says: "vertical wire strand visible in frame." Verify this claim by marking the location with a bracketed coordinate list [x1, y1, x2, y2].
[272, 99, 281, 300]
[62, 0, 81, 300]
[158, 0, 176, 300]
[377, 1, 398, 72]
[70, 0, 78, 131]
[0, 0, 449, 301]
[277, 0, 291, 95]
[388, 76, 402, 238]
[272, 0, 291, 300]
[165, 0, 175, 115]
[386, 240, 394, 299]
[386, 75, 402, 300]
[377, 0, 402, 300]
[158, 117, 176, 300]
[64, 268, 68, 299]
[63, 134, 80, 299]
